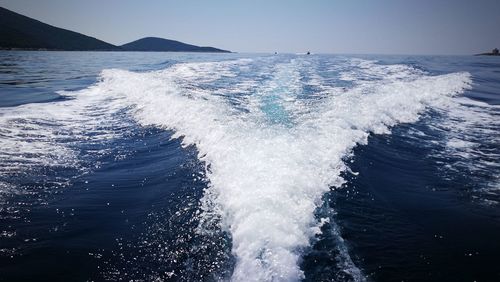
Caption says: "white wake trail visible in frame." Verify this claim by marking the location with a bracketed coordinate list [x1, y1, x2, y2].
[0, 57, 473, 281]
[88, 58, 471, 281]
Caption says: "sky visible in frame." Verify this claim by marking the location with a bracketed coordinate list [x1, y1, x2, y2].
[1, 0, 499, 55]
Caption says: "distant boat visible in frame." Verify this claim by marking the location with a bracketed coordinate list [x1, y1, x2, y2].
[306, 51, 311, 55]
[475, 48, 499, 56]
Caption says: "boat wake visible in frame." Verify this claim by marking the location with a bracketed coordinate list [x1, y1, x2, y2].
[0, 56, 473, 281]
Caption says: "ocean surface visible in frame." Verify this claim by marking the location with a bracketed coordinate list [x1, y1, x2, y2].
[0, 51, 499, 282]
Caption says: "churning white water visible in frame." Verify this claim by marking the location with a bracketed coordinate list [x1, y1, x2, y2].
[0, 56, 473, 281]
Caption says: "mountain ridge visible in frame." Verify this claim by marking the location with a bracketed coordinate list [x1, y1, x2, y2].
[120, 37, 230, 53]
[0, 7, 119, 51]
[0, 7, 230, 53]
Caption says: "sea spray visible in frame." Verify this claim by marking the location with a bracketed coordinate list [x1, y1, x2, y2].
[92, 58, 470, 281]
[0, 56, 473, 281]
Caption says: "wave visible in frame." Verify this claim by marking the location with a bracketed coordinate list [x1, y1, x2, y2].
[0, 56, 473, 281]
[409, 95, 500, 204]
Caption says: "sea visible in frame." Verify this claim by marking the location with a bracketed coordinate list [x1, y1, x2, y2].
[0, 51, 499, 282]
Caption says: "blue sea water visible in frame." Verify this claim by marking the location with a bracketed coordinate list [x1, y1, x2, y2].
[0, 51, 499, 281]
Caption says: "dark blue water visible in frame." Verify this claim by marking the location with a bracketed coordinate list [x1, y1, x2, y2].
[0, 51, 499, 281]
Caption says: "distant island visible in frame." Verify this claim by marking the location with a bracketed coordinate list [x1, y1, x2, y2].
[476, 48, 499, 56]
[0, 7, 230, 53]
[121, 37, 229, 53]
[0, 7, 118, 51]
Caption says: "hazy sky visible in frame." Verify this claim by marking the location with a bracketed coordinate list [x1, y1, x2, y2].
[1, 0, 499, 54]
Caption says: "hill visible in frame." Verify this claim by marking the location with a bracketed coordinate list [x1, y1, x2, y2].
[0, 7, 231, 53]
[121, 37, 230, 53]
[0, 7, 119, 51]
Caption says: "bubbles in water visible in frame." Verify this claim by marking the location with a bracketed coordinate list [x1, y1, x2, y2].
[0, 56, 474, 281]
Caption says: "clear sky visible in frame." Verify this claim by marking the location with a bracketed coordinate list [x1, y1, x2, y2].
[1, 0, 499, 55]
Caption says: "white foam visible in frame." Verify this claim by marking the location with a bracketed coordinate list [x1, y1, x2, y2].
[0, 75, 138, 196]
[427, 92, 500, 200]
[77, 58, 469, 281]
[0, 57, 473, 280]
